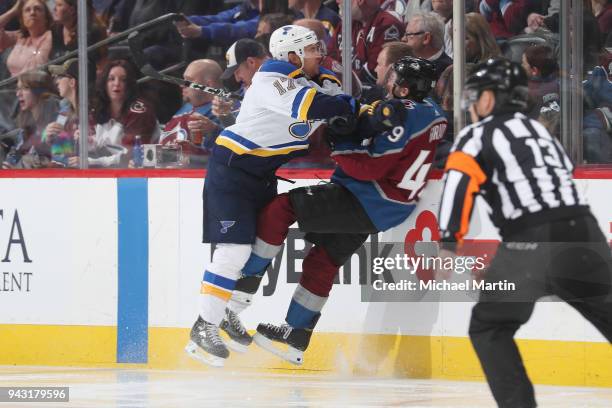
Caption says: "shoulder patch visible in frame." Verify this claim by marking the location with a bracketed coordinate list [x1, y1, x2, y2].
[384, 25, 400, 41]
[330, 60, 343, 73]
[130, 100, 146, 114]
[403, 100, 416, 110]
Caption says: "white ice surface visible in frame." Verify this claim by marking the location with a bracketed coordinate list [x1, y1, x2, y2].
[1, 366, 611, 407]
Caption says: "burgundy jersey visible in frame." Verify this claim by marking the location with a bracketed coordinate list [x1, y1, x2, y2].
[329, 9, 404, 84]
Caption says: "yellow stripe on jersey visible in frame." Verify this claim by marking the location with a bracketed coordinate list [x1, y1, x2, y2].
[298, 88, 317, 121]
[288, 69, 302, 78]
[216, 136, 309, 157]
[201, 282, 232, 301]
[319, 74, 341, 86]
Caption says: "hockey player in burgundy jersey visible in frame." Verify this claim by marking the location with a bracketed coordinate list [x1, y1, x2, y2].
[231, 57, 447, 364]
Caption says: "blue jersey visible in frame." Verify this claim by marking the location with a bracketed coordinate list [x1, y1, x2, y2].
[331, 98, 448, 231]
[189, 3, 259, 46]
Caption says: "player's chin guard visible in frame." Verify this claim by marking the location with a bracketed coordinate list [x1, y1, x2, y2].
[462, 57, 529, 116]
[269, 25, 320, 69]
[390, 56, 437, 102]
[253, 314, 320, 365]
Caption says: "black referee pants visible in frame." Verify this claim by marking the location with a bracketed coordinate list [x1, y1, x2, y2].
[468, 214, 612, 408]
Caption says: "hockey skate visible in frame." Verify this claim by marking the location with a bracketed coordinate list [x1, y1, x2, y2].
[253, 322, 313, 365]
[185, 316, 229, 367]
[220, 308, 252, 353]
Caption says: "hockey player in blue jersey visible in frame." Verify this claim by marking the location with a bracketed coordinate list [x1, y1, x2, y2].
[186, 25, 360, 367]
[233, 57, 448, 365]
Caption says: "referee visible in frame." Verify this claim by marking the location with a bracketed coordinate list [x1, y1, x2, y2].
[438, 58, 612, 408]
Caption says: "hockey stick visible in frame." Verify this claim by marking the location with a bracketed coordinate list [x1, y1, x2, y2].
[127, 32, 242, 101]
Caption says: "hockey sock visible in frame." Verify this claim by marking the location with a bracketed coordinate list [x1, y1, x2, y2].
[285, 284, 328, 329]
[227, 237, 284, 314]
[200, 244, 251, 325]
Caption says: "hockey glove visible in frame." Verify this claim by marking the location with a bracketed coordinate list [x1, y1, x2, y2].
[366, 99, 407, 132]
[325, 113, 360, 148]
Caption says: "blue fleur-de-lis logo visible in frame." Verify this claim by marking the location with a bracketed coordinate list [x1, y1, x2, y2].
[220, 221, 236, 234]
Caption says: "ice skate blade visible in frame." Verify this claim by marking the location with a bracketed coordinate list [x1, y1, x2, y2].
[253, 333, 304, 365]
[184, 341, 225, 368]
[225, 338, 249, 353]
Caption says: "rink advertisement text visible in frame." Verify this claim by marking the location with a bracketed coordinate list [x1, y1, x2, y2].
[0, 209, 33, 293]
[211, 231, 612, 302]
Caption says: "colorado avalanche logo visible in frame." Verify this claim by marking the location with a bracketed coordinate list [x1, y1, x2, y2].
[288, 121, 313, 140]
[129, 101, 146, 113]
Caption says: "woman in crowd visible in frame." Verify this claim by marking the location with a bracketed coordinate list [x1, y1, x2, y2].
[50, 0, 107, 65]
[465, 12, 501, 64]
[90, 59, 157, 167]
[2, 70, 59, 168]
[46, 58, 97, 167]
[0, 0, 53, 77]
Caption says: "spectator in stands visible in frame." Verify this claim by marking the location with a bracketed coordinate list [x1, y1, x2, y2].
[358, 40, 411, 102]
[290, 0, 341, 38]
[103, 0, 221, 34]
[50, 0, 107, 65]
[522, 44, 560, 127]
[0, 0, 53, 77]
[592, 0, 612, 44]
[423, 0, 481, 56]
[374, 41, 412, 88]
[256, 12, 294, 38]
[3, 70, 59, 168]
[430, 0, 453, 58]
[479, 0, 540, 39]
[90, 59, 157, 167]
[527, 2, 606, 73]
[176, 0, 288, 47]
[113, 0, 188, 70]
[294, 18, 363, 97]
[331, 0, 404, 84]
[160, 59, 223, 168]
[402, 12, 451, 79]
[212, 39, 269, 129]
[583, 65, 612, 163]
[583, 67, 612, 163]
[46, 57, 96, 167]
[465, 12, 501, 64]
[526, 1, 559, 32]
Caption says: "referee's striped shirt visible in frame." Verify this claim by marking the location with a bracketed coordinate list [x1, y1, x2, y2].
[438, 112, 587, 242]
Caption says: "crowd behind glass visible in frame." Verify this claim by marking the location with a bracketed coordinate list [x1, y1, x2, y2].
[0, 0, 610, 169]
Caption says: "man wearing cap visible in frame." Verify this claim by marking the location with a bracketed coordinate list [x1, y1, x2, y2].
[160, 59, 223, 167]
[46, 58, 96, 167]
[212, 38, 270, 129]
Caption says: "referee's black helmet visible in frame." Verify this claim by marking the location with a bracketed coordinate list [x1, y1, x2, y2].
[391, 56, 437, 102]
[463, 57, 529, 112]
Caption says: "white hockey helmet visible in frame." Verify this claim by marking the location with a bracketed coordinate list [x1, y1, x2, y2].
[269, 25, 319, 65]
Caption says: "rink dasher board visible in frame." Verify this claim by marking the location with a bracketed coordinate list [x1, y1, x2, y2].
[0, 175, 610, 385]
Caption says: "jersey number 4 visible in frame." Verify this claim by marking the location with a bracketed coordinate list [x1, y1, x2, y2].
[398, 150, 431, 201]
